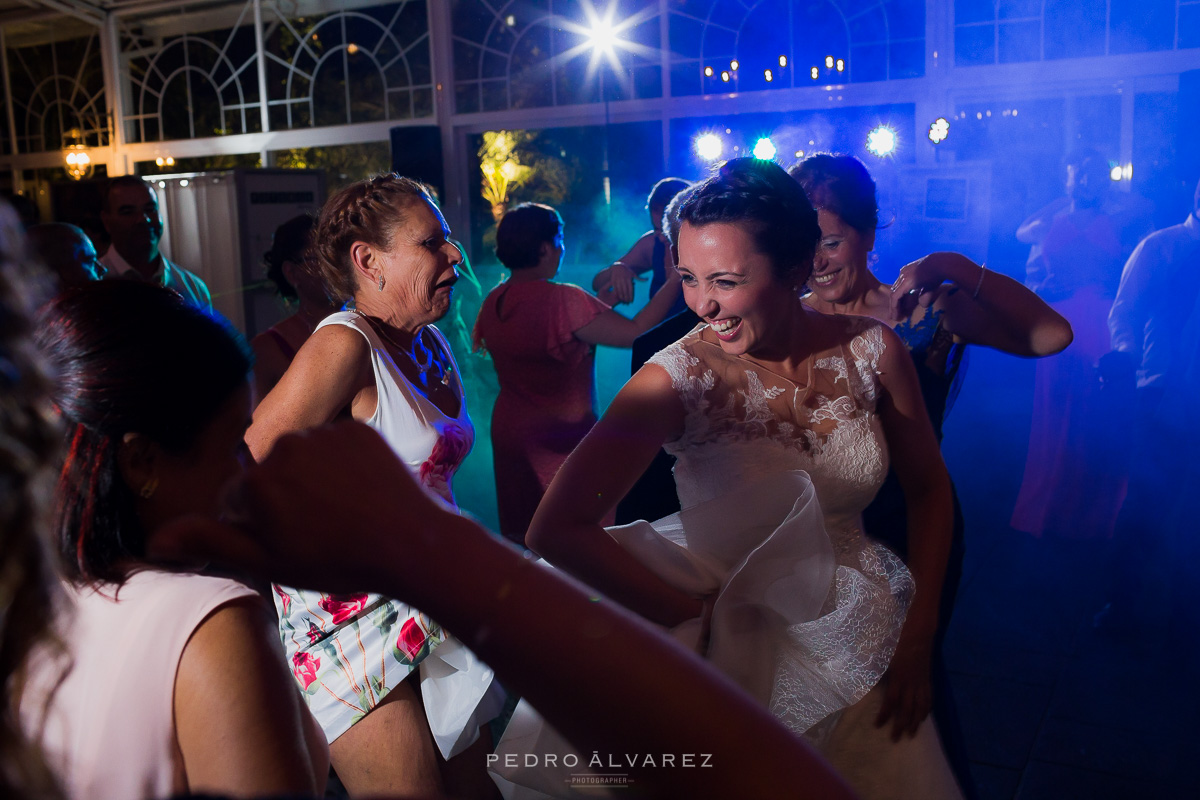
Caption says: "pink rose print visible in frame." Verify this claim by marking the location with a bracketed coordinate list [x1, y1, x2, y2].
[395, 618, 428, 663]
[273, 585, 292, 617]
[305, 621, 323, 645]
[292, 651, 321, 692]
[419, 424, 470, 501]
[318, 593, 370, 625]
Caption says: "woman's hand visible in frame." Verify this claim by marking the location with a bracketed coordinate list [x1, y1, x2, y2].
[874, 622, 935, 741]
[889, 253, 958, 319]
[596, 263, 643, 306]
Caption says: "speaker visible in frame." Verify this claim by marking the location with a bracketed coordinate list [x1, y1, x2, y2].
[390, 126, 445, 202]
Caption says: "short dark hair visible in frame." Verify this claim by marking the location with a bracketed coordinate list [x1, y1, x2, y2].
[101, 175, 154, 213]
[788, 154, 879, 236]
[667, 158, 820, 285]
[264, 214, 316, 300]
[37, 281, 252, 585]
[648, 177, 691, 210]
[495, 203, 562, 271]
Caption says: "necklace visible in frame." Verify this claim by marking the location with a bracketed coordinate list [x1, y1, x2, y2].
[354, 310, 453, 386]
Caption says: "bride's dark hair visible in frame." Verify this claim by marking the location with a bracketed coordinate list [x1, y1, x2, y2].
[666, 157, 820, 286]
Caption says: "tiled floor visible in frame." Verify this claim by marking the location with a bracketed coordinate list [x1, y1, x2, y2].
[936, 346, 1197, 800]
[941, 518, 1198, 799]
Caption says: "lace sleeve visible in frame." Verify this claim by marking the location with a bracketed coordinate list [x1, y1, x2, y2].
[847, 321, 887, 407]
[645, 340, 694, 392]
[645, 338, 715, 439]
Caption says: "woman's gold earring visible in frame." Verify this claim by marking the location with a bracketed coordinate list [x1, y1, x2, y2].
[139, 476, 159, 499]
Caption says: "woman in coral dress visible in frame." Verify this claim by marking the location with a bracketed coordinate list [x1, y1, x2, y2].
[473, 203, 681, 543]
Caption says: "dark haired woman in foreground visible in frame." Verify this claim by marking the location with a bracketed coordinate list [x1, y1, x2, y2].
[498, 158, 962, 798]
[21, 281, 327, 800]
[473, 203, 680, 542]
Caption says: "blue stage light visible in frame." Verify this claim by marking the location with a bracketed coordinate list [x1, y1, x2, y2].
[695, 133, 724, 161]
[866, 125, 897, 157]
[928, 118, 950, 144]
[752, 137, 777, 160]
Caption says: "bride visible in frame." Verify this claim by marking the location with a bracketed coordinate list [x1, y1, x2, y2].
[501, 158, 961, 799]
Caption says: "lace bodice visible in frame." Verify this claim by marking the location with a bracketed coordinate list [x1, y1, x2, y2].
[648, 316, 890, 545]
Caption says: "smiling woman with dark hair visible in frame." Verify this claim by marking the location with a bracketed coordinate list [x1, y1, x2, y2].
[498, 158, 963, 799]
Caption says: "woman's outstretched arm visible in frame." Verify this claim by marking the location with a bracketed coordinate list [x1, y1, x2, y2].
[889, 252, 1073, 357]
[152, 422, 856, 800]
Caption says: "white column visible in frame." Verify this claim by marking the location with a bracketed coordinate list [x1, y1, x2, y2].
[0, 28, 24, 192]
[1118, 87, 1134, 192]
[917, 0, 953, 166]
[100, 12, 128, 175]
[428, 0, 469, 256]
[252, 0, 271, 136]
[658, 0, 671, 171]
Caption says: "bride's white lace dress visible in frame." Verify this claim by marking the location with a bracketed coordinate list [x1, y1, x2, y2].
[491, 316, 961, 799]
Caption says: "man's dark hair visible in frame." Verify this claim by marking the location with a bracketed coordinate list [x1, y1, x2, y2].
[101, 175, 154, 213]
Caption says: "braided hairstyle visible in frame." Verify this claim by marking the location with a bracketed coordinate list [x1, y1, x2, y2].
[312, 174, 434, 302]
[263, 213, 316, 300]
[37, 281, 252, 586]
[0, 201, 65, 800]
[788, 153, 880, 237]
[667, 157, 821, 286]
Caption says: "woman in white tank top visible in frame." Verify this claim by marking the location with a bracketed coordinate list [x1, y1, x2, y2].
[248, 174, 502, 799]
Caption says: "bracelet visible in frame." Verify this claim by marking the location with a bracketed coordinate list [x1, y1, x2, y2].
[972, 266, 986, 299]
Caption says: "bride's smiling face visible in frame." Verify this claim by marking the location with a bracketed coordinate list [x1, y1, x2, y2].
[676, 221, 795, 357]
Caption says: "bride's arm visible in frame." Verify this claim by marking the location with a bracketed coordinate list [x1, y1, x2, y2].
[872, 324, 954, 740]
[526, 364, 705, 628]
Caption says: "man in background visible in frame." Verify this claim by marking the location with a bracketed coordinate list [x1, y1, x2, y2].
[1097, 177, 1200, 641]
[99, 176, 211, 310]
[26, 223, 103, 290]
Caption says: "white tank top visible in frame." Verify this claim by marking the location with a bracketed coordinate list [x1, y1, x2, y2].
[316, 310, 474, 505]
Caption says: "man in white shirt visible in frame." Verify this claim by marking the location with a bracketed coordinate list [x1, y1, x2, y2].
[99, 176, 212, 310]
[1097, 178, 1200, 637]
[1108, 179, 1200, 394]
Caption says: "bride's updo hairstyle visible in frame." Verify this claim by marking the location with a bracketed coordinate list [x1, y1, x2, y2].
[666, 157, 821, 287]
[788, 153, 879, 236]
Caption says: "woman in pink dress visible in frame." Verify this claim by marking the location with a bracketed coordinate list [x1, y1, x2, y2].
[1011, 153, 1130, 539]
[473, 203, 682, 543]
